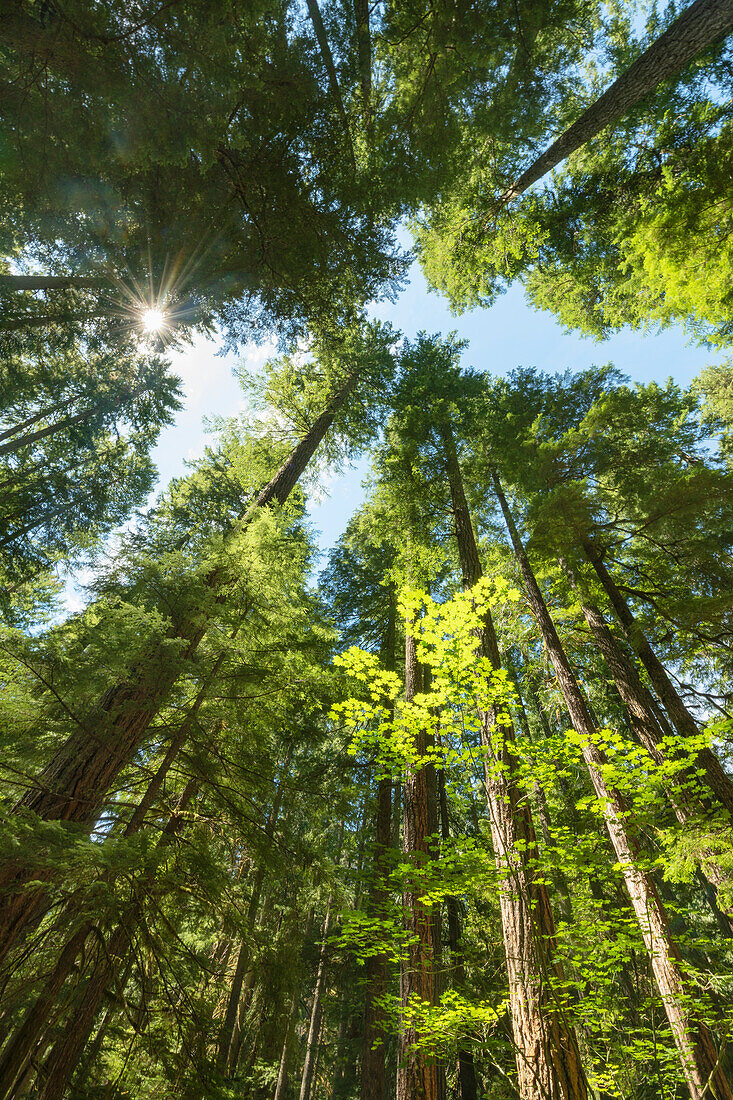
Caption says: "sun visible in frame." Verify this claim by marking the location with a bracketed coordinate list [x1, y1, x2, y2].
[142, 307, 165, 333]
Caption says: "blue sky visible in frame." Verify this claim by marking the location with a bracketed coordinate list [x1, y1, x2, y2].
[150, 248, 726, 568]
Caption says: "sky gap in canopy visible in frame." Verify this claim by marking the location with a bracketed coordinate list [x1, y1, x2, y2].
[147, 242, 729, 558]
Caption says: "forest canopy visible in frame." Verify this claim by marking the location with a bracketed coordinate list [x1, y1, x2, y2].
[2, 2, 733, 1099]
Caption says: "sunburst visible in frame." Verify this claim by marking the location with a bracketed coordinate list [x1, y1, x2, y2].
[141, 307, 166, 333]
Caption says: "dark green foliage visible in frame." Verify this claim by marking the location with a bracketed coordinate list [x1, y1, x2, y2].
[2, 4, 733, 1099]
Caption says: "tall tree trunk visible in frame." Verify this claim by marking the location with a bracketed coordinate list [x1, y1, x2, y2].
[397, 624, 445, 1100]
[441, 423, 588, 1100]
[507, 664, 575, 925]
[274, 982, 302, 1100]
[437, 765, 478, 1100]
[299, 902, 333, 1100]
[492, 473, 733, 1100]
[581, 540, 733, 818]
[0, 367, 362, 963]
[354, 0, 371, 125]
[0, 671, 217, 1100]
[304, 0, 357, 172]
[500, 0, 733, 203]
[561, 560, 733, 934]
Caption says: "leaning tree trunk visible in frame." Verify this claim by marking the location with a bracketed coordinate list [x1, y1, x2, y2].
[0, 666, 220, 1100]
[492, 473, 733, 1100]
[500, 0, 733, 203]
[0, 389, 144, 460]
[581, 539, 733, 818]
[305, 0, 356, 172]
[26, 780, 199, 1100]
[440, 422, 588, 1100]
[354, 0, 372, 128]
[0, 367, 362, 964]
[397, 622, 445, 1100]
[561, 559, 733, 934]
[360, 772, 393, 1100]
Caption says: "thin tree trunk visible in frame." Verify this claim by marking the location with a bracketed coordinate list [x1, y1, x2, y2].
[299, 903, 333, 1100]
[0, 922, 91, 1099]
[218, 748, 292, 1074]
[66, 995, 119, 1095]
[581, 540, 733, 818]
[509, 669, 575, 925]
[0, 394, 82, 446]
[274, 908, 315, 1100]
[0, 389, 139, 459]
[441, 424, 588, 1100]
[0, 367, 362, 964]
[501, 0, 733, 203]
[492, 472, 733, 1100]
[0, 311, 112, 332]
[274, 984, 302, 1100]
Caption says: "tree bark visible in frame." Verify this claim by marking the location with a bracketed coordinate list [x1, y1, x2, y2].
[0, 367, 362, 963]
[441, 425, 588, 1100]
[501, 0, 733, 203]
[437, 764, 479, 1100]
[581, 540, 733, 819]
[0, 669, 218, 1100]
[492, 472, 733, 1100]
[397, 625, 445, 1100]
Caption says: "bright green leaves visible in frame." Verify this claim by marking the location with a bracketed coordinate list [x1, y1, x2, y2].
[393, 989, 507, 1057]
[332, 578, 520, 778]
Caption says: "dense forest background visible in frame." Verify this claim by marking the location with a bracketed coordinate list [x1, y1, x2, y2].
[2, 1, 733, 1099]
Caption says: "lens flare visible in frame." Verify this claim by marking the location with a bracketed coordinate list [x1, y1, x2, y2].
[142, 307, 165, 333]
